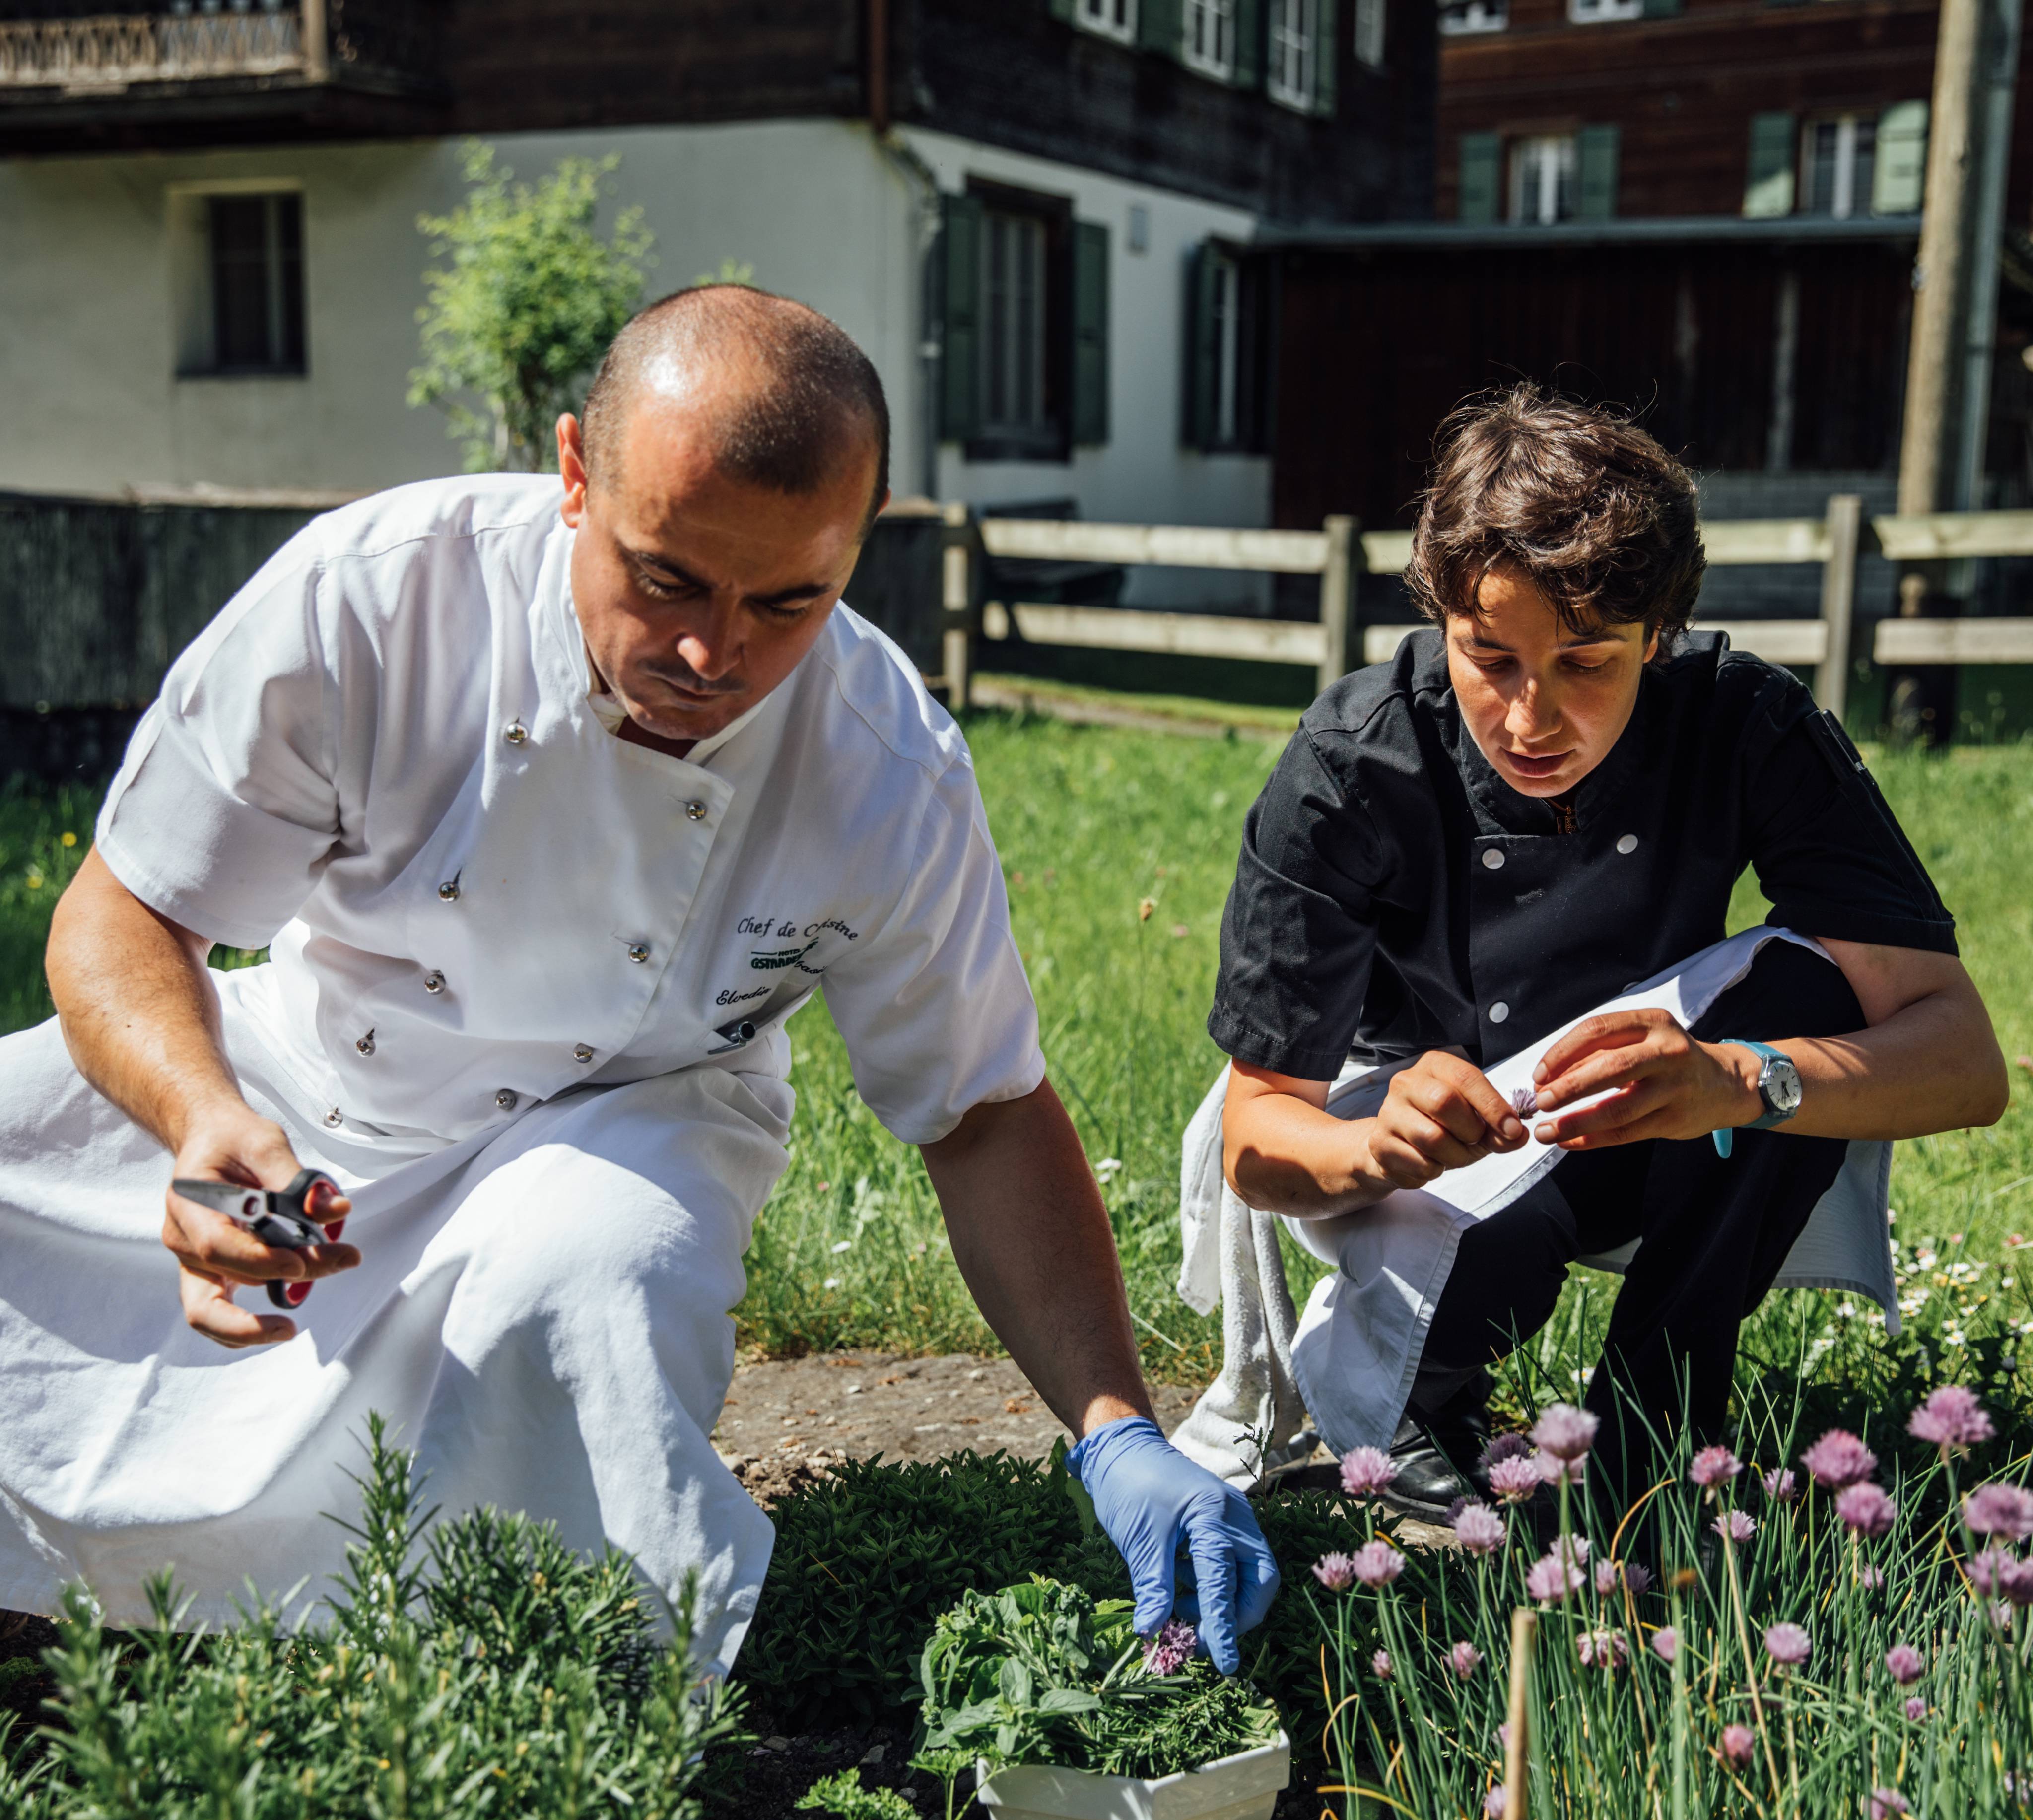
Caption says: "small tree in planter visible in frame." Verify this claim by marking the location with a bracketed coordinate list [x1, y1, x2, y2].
[912, 1579, 1287, 1820]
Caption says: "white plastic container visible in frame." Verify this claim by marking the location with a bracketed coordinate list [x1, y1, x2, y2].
[973, 1733, 1291, 1820]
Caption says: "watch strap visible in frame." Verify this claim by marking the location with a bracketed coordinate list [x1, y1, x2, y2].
[1711, 1039, 1794, 1156]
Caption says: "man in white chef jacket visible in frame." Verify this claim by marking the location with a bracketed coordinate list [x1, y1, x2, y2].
[0, 286, 1276, 1674]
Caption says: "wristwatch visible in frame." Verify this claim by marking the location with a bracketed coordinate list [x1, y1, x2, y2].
[1710, 1039, 1803, 1158]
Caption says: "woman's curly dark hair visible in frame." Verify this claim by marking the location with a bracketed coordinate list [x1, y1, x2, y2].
[1406, 385, 1706, 655]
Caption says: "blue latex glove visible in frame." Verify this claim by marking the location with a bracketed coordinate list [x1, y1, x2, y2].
[1067, 1416, 1281, 1675]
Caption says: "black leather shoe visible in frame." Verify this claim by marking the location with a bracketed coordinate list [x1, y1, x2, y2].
[1379, 1371, 1494, 1521]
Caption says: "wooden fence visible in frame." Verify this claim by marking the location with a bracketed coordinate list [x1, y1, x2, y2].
[947, 495, 2033, 723]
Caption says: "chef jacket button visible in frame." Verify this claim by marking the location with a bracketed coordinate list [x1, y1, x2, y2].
[1489, 1001, 1511, 1024]
[1481, 848, 1505, 870]
[685, 800, 708, 822]
[626, 943, 651, 964]
[573, 1043, 595, 1064]
[503, 721, 528, 746]
[323, 1107, 343, 1128]
[438, 879, 460, 901]
[356, 1030, 376, 1057]
[423, 969, 446, 994]
[494, 1088, 519, 1111]
[1616, 833, 1639, 855]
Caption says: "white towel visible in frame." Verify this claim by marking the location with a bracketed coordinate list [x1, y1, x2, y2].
[1172, 928, 1900, 1484]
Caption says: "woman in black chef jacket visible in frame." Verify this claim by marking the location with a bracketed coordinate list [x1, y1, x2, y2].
[1211, 387, 2010, 1516]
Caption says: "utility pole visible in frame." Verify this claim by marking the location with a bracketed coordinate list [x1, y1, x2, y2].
[1890, 0, 2022, 745]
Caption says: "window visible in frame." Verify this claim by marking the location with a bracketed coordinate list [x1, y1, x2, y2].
[1440, 0, 1509, 34]
[1510, 135, 1576, 225]
[1569, 0, 1643, 19]
[1182, 0, 1235, 79]
[1354, 0, 1387, 68]
[1184, 242, 1271, 453]
[172, 188, 304, 377]
[981, 210, 1049, 444]
[1074, 0, 1137, 42]
[1801, 115, 1876, 220]
[1267, 0, 1317, 106]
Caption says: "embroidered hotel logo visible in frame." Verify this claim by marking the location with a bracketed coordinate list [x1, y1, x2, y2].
[749, 940, 819, 972]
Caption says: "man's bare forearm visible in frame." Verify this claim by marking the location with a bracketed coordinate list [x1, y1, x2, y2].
[920, 1080, 1154, 1438]
[47, 848, 247, 1152]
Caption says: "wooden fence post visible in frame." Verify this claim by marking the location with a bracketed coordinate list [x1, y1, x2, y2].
[1502, 1606, 1537, 1820]
[941, 501, 974, 712]
[1317, 515, 1357, 695]
[1816, 493, 1862, 725]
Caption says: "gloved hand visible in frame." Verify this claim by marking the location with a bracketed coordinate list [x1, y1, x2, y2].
[1067, 1415, 1280, 1675]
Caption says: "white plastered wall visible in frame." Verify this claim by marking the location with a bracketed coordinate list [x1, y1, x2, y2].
[0, 116, 1273, 597]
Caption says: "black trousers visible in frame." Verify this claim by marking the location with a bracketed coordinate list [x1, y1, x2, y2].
[1419, 940, 1865, 1508]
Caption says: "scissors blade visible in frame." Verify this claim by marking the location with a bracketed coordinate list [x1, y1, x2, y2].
[170, 1179, 267, 1221]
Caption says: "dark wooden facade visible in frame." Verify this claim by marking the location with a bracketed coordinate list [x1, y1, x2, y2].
[1265, 224, 1919, 533]
[0, 0, 1434, 226]
[1436, 0, 2033, 228]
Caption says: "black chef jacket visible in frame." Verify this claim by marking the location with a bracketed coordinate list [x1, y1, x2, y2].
[1209, 629, 1958, 1082]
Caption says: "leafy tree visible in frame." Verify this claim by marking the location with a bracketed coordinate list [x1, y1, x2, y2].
[408, 139, 655, 473]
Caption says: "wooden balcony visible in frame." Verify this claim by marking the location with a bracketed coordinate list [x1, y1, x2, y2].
[0, 12, 306, 92]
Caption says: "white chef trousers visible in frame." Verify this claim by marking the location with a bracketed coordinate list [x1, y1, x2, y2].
[0, 969, 787, 1675]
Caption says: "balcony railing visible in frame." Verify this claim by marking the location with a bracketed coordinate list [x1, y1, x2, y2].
[0, 10, 305, 89]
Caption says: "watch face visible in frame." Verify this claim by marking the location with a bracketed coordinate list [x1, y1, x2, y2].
[1763, 1056, 1804, 1115]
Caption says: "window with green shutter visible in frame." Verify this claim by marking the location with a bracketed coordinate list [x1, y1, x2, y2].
[1184, 240, 1273, 453]
[938, 192, 983, 443]
[1139, 0, 1184, 54]
[1459, 131, 1501, 224]
[1072, 222, 1110, 447]
[1234, 0, 1263, 85]
[1744, 111, 1797, 217]
[1576, 124, 1620, 220]
[1873, 100, 1928, 215]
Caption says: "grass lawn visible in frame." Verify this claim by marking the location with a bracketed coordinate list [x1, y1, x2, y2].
[2, 721, 2030, 1389]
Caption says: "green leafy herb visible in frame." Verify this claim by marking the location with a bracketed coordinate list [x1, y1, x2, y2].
[795, 1767, 919, 1819]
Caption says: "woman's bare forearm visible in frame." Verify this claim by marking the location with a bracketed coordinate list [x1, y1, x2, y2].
[46, 848, 250, 1152]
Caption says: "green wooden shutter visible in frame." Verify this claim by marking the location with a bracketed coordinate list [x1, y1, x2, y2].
[1873, 100, 1929, 214]
[1640, 0, 1682, 16]
[939, 192, 983, 443]
[1459, 132, 1501, 224]
[1184, 243, 1220, 450]
[1072, 220, 1111, 446]
[1049, 0, 1076, 20]
[1233, 0, 1263, 87]
[1576, 124, 1620, 220]
[1139, 0, 1183, 56]
[1314, 0, 1339, 113]
[1744, 111, 1796, 218]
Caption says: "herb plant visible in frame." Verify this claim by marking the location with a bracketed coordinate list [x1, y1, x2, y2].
[916, 1579, 1279, 1788]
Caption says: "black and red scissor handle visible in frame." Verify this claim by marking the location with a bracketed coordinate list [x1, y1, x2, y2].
[169, 1169, 346, 1310]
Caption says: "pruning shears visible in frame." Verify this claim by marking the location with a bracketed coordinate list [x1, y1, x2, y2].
[170, 1169, 345, 1310]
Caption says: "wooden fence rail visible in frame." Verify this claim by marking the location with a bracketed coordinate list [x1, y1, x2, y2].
[949, 495, 2033, 723]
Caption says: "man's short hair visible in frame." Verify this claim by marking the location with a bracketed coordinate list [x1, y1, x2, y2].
[1407, 385, 1705, 650]
[580, 285, 891, 534]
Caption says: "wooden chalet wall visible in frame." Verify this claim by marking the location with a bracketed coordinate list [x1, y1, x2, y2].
[1269, 235, 1915, 532]
[1436, 0, 2033, 228]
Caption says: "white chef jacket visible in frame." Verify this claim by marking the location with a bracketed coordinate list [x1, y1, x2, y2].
[95, 474, 1045, 1151]
[0, 474, 1044, 1667]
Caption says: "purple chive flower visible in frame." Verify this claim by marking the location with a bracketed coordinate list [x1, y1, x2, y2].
[1490, 1455, 1545, 1505]
[1526, 1550, 1583, 1603]
[1623, 1562, 1653, 1596]
[1989, 1600, 2014, 1630]
[1483, 1790, 1508, 1820]
[1578, 1628, 1628, 1670]
[1762, 1622, 1811, 1668]
[1858, 1563, 1885, 1590]
[1869, 1791, 1911, 1820]
[1480, 1432, 1532, 1473]
[1339, 1445, 1399, 1499]
[1371, 1648, 1394, 1680]
[1720, 1724, 1755, 1769]
[1143, 1619, 1198, 1676]
[1763, 1467, 1797, 1503]
[1312, 1552, 1357, 1593]
[1690, 1445, 1743, 1490]
[1966, 1548, 2017, 1596]
[1965, 1482, 2033, 1542]
[1449, 1640, 1483, 1680]
[1510, 1083, 1540, 1118]
[1538, 1450, 1588, 1488]
[1532, 1404, 1599, 1462]
[1801, 1429, 1877, 1490]
[1453, 1501, 1507, 1557]
[1836, 1482, 1897, 1539]
[1352, 1540, 1405, 1588]
[1908, 1385, 1994, 1452]
[1903, 1695, 1927, 1723]
[1884, 1643, 1923, 1685]
[1713, 1509, 1757, 1544]
[1650, 1626, 1679, 1664]
[2000, 1556, 2033, 1607]
[1593, 1559, 1650, 1598]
